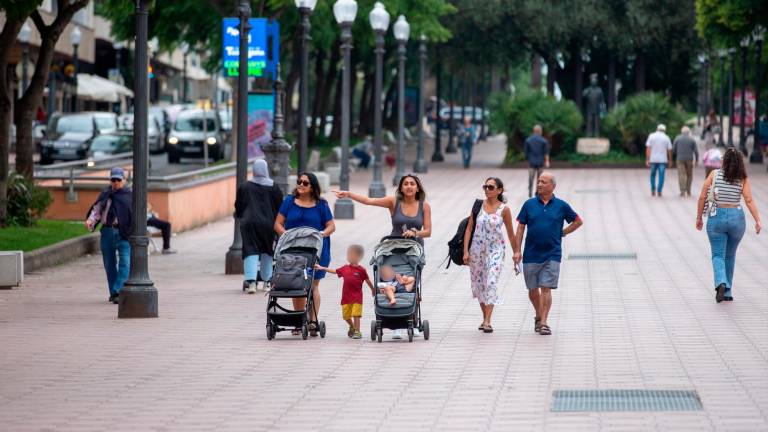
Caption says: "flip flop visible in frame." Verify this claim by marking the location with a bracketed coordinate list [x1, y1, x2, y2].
[538, 324, 551, 336]
[483, 325, 494, 334]
[535, 317, 541, 333]
[478, 323, 485, 331]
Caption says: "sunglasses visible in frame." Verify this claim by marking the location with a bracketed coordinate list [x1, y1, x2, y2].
[296, 180, 311, 187]
[482, 184, 498, 191]
[110, 178, 123, 183]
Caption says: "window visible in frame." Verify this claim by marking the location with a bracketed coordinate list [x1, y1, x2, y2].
[174, 114, 216, 132]
[95, 116, 117, 131]
[73, 3, 93, 27]
[55, 115, 93, 133]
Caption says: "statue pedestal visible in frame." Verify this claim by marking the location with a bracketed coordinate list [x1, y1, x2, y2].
[577, 138, 610, 155]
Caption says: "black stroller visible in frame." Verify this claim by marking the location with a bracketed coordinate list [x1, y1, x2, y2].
[369, 236, 429, 342]
[266, 227, 327, 340]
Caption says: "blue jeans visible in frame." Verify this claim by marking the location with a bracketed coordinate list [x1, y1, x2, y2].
[244, 253, 273, 282]
[706, 207, 745, 296]
[650, 163, 667, 193]
[100, 227, 130, 296]
[352, 148, 371, 168]
[461, 140, 473, 168]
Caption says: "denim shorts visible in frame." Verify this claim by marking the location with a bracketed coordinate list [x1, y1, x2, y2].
[523, 260, 561, 290]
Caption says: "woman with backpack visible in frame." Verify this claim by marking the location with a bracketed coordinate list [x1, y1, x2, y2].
[696, 148, 761, 303]
[235, 159, 283, 294]
[275, 172, 335, 336]
[462, 177, 519, 333]
[333, 174, 432, 339]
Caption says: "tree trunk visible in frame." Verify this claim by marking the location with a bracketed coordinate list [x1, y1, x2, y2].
[317, 39, 340, 144]
[329, 70, 343, 141]
[284, 34, 302, 135]
[0, 20, 24, 225]
[308, 47, 326, 146]
[531, 54, 542, 89]
[607, 56, 616, 108]
[635, 52, 646, 92]
[573, 52, 583, 109]
[358, 69, 373, 135]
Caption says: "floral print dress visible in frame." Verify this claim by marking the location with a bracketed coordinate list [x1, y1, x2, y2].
[469, 202, 506, 305]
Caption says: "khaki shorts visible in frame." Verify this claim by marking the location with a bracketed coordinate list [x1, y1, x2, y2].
[341, 303, 363, 320]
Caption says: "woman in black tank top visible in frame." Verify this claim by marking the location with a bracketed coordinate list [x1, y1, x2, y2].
[333, 174, 432, 242]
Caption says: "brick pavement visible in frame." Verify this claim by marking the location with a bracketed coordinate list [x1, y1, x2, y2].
[1, 136, 767, 431]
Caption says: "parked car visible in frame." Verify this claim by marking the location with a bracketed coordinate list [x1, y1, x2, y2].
[118, 113, 164, 153]
[437, 106, 489, 129]
[39, 112, 119, 164]
[87, 131, 132, 159]
[166, 109, 226, 163]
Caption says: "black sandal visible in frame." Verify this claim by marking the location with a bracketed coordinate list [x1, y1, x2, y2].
[483, 325, 494, 333]
[538, 324, 551, 336]
[478, 323, 485, 331]
[309, 323, 318, 337]
[291, 328, 300, 336]
[535, 317, 541, 333]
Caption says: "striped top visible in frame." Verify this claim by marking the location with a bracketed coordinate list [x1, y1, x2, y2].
[713, 169, 743, 206]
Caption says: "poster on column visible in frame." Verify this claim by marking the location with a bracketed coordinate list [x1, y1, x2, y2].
[247, 91, 273, 158]
[733, 89, 755, 127]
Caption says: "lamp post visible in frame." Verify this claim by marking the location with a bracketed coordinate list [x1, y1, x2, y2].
[18, 23, 31, 94]
[70, 26, 81, 112]
[181, 42, 189, 103]
[368, 2, 389, 198]
[413, 34, 428, 173]
[263, 65, 292, 193]
[718, 49, 726, 146]
[431, 56, 444, 162]
[333, 0, 357, 219]
[739, 36, 750, 155]
[750, 26, 765, 164]
[728, 47, 736, 147]
[295, 0, 317, 174]
[392, 15, 409, 186]
[225, 0, 251, 275]
[119, 0, 157, 319]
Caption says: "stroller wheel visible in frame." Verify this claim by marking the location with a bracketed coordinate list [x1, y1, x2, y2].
[266, 323, 274, 340]
[422, 320, 430, 341]
[301, 324, 309, 340]
[370, 320, 377, 341]
[377, 323, 383, 343]
[407, 326, 414, 342]
[319, 321, 327, 338]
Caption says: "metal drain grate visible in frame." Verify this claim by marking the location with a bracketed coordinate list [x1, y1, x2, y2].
[551, 389, 703, 412]
[568, 253, 637, 260]
[574, 188, 617, 194]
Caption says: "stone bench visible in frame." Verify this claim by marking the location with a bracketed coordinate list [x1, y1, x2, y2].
[0, 251, 23, 288]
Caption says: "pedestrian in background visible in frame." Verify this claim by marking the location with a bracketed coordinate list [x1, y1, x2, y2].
[85, 167, 132, 304]
[702, 147, 722, 178]
[463, 177, 519, 333]
[514, 173, 583, 336]
[460, 116, 477, 169]
[524, 124, 550, 198]
[147, 202, 176, 254]
[235, 159, 283, 294]
[645, 124, 673, 197]
[696, 148, 761, 303]
[673, 126, 699, 197]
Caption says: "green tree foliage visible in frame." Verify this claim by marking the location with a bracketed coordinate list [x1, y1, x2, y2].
[489, 89, 582, 161]
[695, 0, 768, 46]
[602, 92, 687, 155]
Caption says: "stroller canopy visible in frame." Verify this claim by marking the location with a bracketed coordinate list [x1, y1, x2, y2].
[370, 238, 426, 268]
[274, 227, 323, 262]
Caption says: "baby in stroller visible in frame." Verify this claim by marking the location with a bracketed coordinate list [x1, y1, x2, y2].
[377, 265, 415, 305]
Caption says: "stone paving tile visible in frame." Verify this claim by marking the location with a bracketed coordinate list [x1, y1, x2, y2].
[1, 136, 767, 431]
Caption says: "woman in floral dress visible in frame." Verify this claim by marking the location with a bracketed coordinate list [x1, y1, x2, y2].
[462, 177, 519, 333]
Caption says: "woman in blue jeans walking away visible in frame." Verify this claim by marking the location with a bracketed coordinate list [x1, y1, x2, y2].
[85, 167, 132, 304]
[696, 149, 761, 303]
[235, 159, 283, 294]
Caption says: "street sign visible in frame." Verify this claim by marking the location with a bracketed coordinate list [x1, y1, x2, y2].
[222, 18, 268, 77]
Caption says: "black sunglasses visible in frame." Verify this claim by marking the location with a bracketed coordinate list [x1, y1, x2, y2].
[296, 180, 311, 187]
[110, 178, 123, 183]
[482, 184, 498, 191]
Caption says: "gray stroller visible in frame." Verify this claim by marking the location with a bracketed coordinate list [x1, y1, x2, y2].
[369, 236, 429, 342]
[266, 227, 327, 340]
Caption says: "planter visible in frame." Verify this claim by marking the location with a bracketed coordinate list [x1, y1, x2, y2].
[0, 251, 24, 288]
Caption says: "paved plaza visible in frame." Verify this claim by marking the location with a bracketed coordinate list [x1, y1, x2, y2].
[2, 136, 767, 431]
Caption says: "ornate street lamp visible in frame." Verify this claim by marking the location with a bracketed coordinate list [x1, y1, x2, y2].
[263, 65, 292, 193]
[70, 26, 81, 112]
[181, 42, 189, 102]
[368, 1, 389, 198]
[728, 47, 736, 147]
[119, 0, 157, 319]
[225, 0, 252, 275]
[750, 25, 765, 163]
[392, 15, 410, 186]
[413, 34, 428, 173]
[18, 23, 31, 94]
[333, 0, 357, 219]
[739, 36, 750, 155]
[718, 49, 726, 146]
[295, 0, 317, 173]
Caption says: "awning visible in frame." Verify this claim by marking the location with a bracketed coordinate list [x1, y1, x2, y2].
[76, 73, 134, 102]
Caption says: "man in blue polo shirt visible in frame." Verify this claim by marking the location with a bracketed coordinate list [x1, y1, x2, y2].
[514, 172, 583, 336]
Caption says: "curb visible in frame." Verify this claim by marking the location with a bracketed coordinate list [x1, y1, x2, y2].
[503, 161, 646, 169]
[24, 232, 101, 274]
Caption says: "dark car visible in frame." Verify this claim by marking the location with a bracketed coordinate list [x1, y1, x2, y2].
[39, 112, 118, 164]
[87, 132, 132, 159]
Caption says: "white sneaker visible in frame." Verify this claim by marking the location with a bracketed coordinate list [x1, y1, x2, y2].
[246, 281, 257, 294]
[261, 281, 271, 293]
[391, 330, 403, 340]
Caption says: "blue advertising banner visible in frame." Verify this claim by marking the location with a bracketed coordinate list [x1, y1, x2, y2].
[222, 18, 267, 77]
